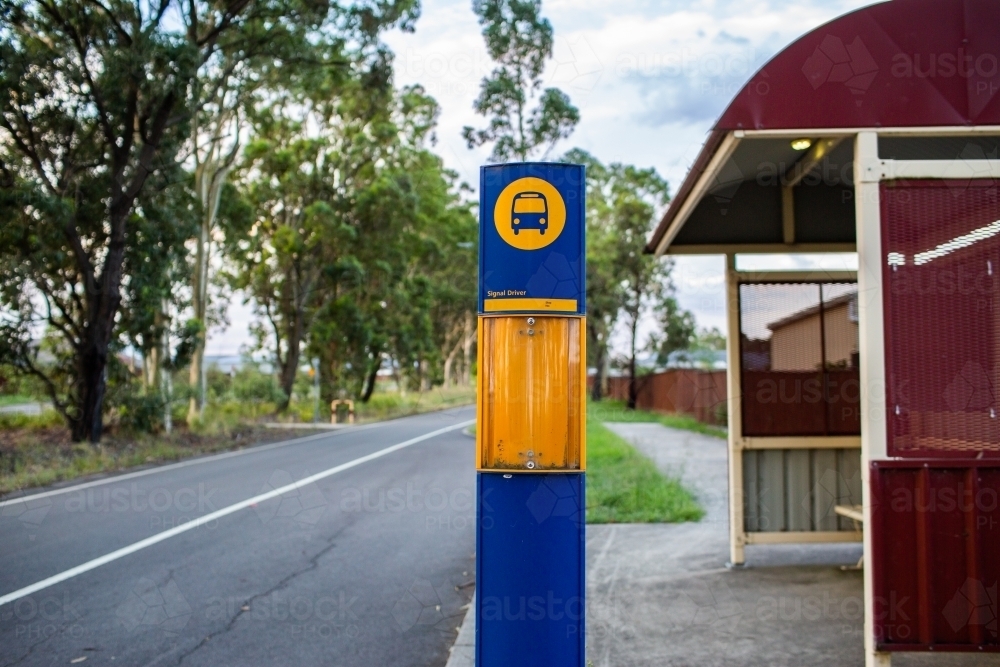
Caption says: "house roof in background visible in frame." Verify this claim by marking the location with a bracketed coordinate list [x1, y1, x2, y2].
[767, 292, 857, 331]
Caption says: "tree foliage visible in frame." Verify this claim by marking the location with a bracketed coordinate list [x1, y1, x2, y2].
[652, 296, 697, 367]
[183, 0, 418, 422]
[462, 0, 579, 162]
[0, 0, 204, 441]
[0, 0, 418, 441]
[230, 81, 477, 409]
[562, 149, 689, 408]
[0, 0, 689, 443]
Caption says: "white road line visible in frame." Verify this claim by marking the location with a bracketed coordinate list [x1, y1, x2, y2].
[0, 419, 473, 608]
[0, 410, 462, 508]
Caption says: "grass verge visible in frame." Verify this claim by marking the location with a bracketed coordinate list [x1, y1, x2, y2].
[588, 399, 726, 439]
[0, 395, 36, 407]
[274, 386, 476, 424]
[0, 421, 315, 496]
[586, 419, 703, 523]
[0, 386, 476, 496]
[466, 417, 704, 524]
[355, 386, 475, 423]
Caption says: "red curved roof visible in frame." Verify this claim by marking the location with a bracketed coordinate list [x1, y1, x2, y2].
[648, 0, 1000, 254]
[717, 0, 1000, 130]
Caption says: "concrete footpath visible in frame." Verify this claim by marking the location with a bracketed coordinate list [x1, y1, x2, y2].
[445, 423, 996, 666]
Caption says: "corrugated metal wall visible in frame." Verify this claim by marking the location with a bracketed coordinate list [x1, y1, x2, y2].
[743, 447, 862, 532]
[872, 461, 1000, 652]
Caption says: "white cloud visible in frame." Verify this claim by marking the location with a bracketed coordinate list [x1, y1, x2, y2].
[383, 0, 871, 185]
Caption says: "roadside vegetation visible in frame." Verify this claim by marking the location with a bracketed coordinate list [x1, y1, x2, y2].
[465, 405, 705, 524]
[0, 415, 311, 496]
[0, 0, 713, 521]
[588, 399, 726, 439]
[585, 417, 703, 524]
[0, 367, 474, 496]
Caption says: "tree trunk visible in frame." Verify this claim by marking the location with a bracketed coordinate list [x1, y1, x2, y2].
[443, 336, 462, 388]
[602, 352, 610, 398]
[392, 359, 405, 396]
[361, 358, 380, 403]
[73, 220, 127, 443]
[627, 356, 638, 410]
[277, 325, 302, 413]
[160, 300, 172, 433]
[188, 217, 209, 423]
[143, 307, 165, 390]
[419, 358, 430, 391]
[73, 345, 109, 442]
[462, 312, 474, 387]
[188, 120, 238, 424]
[589, 321, 604, 402]
[627, 316, 639, 410]
[144, 345, 159, 390]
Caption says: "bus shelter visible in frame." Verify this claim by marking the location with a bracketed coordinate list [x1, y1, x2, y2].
[646, 1, 1000, 663]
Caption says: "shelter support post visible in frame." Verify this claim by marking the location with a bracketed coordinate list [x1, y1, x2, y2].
[725, 253, 745, 566]
[781, 187, 795, 245]
[854, 131, 891, 667]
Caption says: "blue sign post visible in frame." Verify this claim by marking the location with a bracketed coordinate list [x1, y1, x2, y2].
[476, 162, 586, 667]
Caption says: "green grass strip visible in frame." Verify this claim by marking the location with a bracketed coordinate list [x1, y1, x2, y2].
[588, 399, 726, 439]
[585, 419, 703, 524]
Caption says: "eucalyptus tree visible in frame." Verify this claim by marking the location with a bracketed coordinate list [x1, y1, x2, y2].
[286, 85, 477, 402]
[0, 0, 419, 441]
[232, 93, 357, 411]
[319, 86, 476, 400]
[405, 150, 477, 390]
[462, 0, 579, 162]
[231, 75, 456, 408]
[117, 174, 201, 432]
[560, 150, 673, 406]
[609, 166, 671, 409]
[651, 296, 696, 367]
[0, 0, 213, 441]
[184, 0, 419, 422]
[562, 149, 619, 400]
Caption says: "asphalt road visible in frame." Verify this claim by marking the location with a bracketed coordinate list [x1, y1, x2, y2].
[0, 406, 476, 666]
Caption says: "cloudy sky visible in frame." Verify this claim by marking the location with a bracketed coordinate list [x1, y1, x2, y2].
[209, 0, 871, 356]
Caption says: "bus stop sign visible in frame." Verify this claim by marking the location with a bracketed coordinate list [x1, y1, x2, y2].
[476, 162, 586, 667]
[479, 164, 585, 315]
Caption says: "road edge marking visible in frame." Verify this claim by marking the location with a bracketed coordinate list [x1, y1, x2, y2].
[0, 419, 474, 608]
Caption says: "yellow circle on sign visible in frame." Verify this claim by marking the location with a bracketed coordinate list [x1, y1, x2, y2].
[494, 177, 566, 251]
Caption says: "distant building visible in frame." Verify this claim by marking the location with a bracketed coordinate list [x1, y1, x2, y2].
[663, 348, 727, 371]
[766, 292, 858, 371]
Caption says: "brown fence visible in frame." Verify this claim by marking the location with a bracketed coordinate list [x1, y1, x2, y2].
[600, 369, 728, 425]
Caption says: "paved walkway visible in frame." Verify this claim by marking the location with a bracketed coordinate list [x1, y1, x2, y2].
[446, 423, 994, 666]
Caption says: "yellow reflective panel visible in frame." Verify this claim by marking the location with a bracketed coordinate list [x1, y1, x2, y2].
[477, 315, 586, 471]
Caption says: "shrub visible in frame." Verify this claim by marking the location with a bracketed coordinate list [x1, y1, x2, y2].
[116, 392, 167, 433]
[0, 409, 64, 430]
[231, 367, 287, 404]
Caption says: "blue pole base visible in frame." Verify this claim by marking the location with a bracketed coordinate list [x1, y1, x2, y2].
[476, 472, 586, 667]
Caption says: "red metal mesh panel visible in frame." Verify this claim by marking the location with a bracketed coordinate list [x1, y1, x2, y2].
[881, 180, 1000, 458]
[739, 282, 860, 436]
